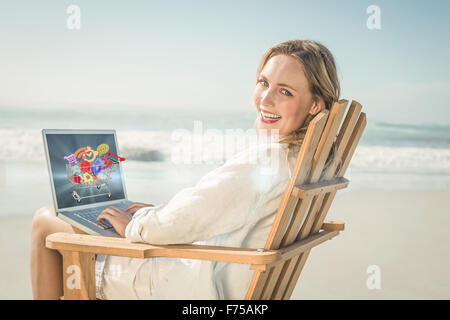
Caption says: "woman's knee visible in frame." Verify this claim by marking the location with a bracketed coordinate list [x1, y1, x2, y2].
[31, 205, 69, 243]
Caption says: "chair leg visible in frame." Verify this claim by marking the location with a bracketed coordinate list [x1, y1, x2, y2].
[60, 251, 96, 300]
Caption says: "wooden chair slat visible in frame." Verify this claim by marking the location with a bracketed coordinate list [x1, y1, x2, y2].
[337, 112, 367, 177]
[263, 101, 349, 299]
[281, 104, 367, 299]
[281, 196, 314, 247]
[322, 100, 362, 179]
[260, 196, 314, 299]
[245, 111, 329, 299]
[270, 100, 361, 299]
[291, 110, 330, 186]
[296, 101, 362, 243]
[261, 110, 329, 252]
[281, 193, 337, 299]
[244, 196, 301, 297]
[309, 100, 348, 182]
[270, 193, 329, 299]
[264, 110, 330, 250]
[312, 112, 367, 232]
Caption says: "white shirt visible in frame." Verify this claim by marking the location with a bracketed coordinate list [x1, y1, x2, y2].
[96, 141, 297, 300]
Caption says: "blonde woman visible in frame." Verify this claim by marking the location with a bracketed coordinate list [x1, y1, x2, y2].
[30, 39, 340, 299]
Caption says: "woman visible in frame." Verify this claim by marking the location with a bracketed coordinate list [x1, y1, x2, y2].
[30, 39, 340, 299]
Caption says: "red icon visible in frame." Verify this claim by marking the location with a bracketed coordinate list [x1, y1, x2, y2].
[79, 160, 91, 173]
[106, 152, 126, 162]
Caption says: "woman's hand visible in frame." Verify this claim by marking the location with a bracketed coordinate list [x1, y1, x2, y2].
[124, 202, 154, 215]
[96, 206, 133, 238]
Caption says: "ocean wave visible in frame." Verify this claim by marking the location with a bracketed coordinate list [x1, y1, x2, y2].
[0, 128, 449, 175]
[366, 121, 450, 148]
[375, 121, 450, 133]
[120, 147, 166, 162]
[351, 146, 450, 174]
[0, 128, 45, 162]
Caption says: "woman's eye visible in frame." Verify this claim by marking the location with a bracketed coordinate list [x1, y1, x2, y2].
[258, 79, 292, 96]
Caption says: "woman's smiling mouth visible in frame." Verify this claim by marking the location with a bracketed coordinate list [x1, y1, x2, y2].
[260, 109, 282, 123]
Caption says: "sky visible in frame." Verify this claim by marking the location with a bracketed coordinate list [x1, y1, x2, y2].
[0, 0, 449, 125]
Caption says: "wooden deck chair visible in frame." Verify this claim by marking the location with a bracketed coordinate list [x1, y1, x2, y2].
[46, 99, 366, 300]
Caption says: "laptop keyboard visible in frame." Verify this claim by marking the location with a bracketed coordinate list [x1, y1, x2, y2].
[74, 201, 134, 230]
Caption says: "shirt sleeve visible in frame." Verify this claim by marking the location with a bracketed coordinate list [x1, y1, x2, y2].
[124, 161, 261, 245]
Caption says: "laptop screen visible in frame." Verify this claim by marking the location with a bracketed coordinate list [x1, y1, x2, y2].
[43, 131, 126, 210]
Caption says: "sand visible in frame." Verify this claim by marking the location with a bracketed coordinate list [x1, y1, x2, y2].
[1, 189, 449, 300]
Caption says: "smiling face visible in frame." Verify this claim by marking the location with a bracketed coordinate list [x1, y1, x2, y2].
[253, 54, 324, 136]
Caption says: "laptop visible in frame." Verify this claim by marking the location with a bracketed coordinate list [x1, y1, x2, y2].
[42, 129, 135, 237]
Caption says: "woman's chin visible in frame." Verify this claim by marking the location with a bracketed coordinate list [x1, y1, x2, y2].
[256, 122, 269, 133]
[257, 126, 282, 137]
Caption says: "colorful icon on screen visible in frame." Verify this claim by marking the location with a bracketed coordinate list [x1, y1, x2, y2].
[91, 157, 103, 176]
[74, 146, 98, 163]
[64, 154, 78, 166]
[97, 143, 109, 156]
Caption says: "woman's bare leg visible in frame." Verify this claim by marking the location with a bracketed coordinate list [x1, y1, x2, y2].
[30, 205, 81, 299]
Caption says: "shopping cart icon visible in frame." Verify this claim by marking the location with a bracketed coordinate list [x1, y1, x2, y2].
[64, 146, 126, 203]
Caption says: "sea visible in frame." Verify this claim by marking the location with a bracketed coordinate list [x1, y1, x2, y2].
[0, 105, 449, 216]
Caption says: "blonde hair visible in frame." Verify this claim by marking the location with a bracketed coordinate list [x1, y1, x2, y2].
[255, 39, 341, 176]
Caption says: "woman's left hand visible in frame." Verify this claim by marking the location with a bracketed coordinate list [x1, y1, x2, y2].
[96, 206, 133, 238]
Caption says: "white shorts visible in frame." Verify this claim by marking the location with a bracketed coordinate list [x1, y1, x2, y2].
[95, 254, 220, 300]
[95, 254, 155, 299]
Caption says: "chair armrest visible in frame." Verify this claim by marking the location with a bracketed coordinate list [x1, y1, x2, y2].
[292, 177, 349, 198]
[46, 220, 343, 267]
[321, 220, 344, 231]
[46, 233, 280, 266]
[249, 230, 340, 271]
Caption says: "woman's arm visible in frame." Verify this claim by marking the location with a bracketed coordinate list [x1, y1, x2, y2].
[124, 162, 262, 245]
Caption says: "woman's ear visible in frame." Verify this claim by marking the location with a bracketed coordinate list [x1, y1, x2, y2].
[308, 96, 325, 116]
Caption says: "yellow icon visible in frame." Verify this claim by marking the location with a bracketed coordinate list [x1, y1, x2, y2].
[97, 143, 110, 156]
[81, 172, 94, 184]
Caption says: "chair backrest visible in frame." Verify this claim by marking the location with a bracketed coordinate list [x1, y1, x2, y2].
[245, 99, 367, 299]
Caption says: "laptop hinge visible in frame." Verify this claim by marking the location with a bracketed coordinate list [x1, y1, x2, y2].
[58, 198, 129, 213]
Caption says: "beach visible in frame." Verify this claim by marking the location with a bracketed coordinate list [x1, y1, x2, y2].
[1, 0, 450, 302]
[0, 107, 449, 299]
[1, 187, 449, 300]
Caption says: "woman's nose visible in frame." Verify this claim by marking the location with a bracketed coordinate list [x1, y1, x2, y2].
[260, 88, 275, 106]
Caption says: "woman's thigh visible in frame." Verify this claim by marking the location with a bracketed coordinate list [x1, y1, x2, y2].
[31, 205, 86, 248]
[32, 205, 73, 234]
